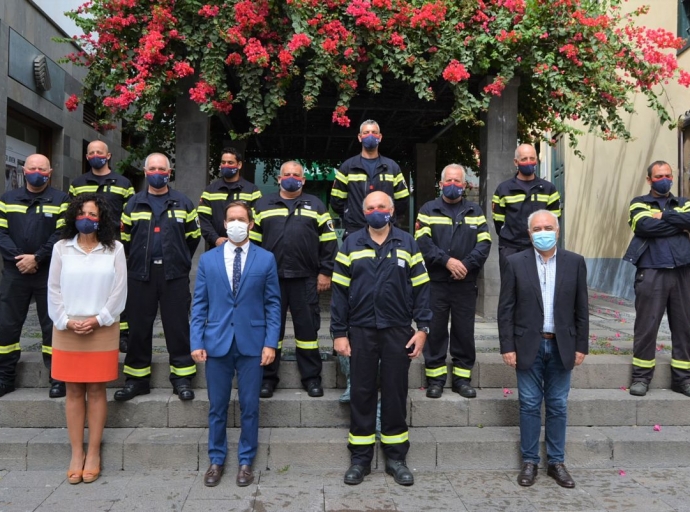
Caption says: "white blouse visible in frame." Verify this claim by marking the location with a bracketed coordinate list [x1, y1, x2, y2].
[48, 236, 127, 331]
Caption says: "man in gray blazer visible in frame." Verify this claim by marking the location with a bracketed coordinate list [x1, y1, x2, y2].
[498, 209, 588, 489]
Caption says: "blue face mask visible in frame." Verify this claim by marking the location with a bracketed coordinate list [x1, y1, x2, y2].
[518, 163, 537, 176]
[75, 215, 99, 235]
[442, 183, 463, 200]
[365, 209, 391, 229]
[147, 172, 169, 189]
[361, 135, 380, 150]
[25, 171, 49, 187]
[281, 177, 303, 192]
[651, 178, 672, 195]
[532, 231, 557, 251]
[220, 166, 239, 179]
[88, 156, 108, 170]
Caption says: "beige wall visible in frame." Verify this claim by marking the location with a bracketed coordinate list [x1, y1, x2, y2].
[564, 0, 687, 260]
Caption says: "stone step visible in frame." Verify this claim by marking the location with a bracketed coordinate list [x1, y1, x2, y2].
[2, 387, 688, 429]
[14, 352, 675, 390]
[3, 425, 689, 472]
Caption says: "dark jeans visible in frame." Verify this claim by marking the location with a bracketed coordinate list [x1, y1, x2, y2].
[516, 338, 571, 465]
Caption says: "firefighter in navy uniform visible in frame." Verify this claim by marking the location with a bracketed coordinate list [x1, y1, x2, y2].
[330, 119, 409, 237]
[624, 160, 690, 397]
[331, 191, 431, 487]
[250, 161, 337, 398]
[69, 140, 134, 352]
[0, 154, 69, 398]
[198, 147, 262, 249]
[415, 164, 491, 399]
[492, 144, 560, 273]
[115, 153, 201, 402]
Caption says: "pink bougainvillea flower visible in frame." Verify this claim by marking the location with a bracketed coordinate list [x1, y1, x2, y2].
[619, 470, 626, 476]
[654, 424, 662, 432]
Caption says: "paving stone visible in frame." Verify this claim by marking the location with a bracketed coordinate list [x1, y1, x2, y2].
[0, 389, 65, 428]
[268, 428, 351, 471]
[571, 355, 631, 389]
[299, 389, 350, 427]
[0, 428, 42, 471]
[461, 497, 537, 512]
[198, 428, 269, 471]
[34, 499, 116, 512]
[323, 477, 396, 511]
[476, 353, 517, 389]
[564, 427, 613, 469]
[568, 389, 637, 426]
[429, 426, 522, 470]
[0, 487, 58, 512]
[408, 388, 469, 427]
[106, 389, 170, 428]
[468, 388, 519, 426]
[446, 469, 524, 499]
[168, 389, 214, 428]
[608, 426, 690, 468]
[123, 428, 205, 470]
[253, 486, 324, 512]
[182, 498, 254, 512]
[635, 389, 690, 425]
[385, 472, 462, 512]
[250, 389, 302, 428]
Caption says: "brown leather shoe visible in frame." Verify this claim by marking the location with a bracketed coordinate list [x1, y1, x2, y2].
[236, 464, 254, 487]
[204, 464, 224, 487]
[517, 462, 538, 487]
[547, 463, 575, 488]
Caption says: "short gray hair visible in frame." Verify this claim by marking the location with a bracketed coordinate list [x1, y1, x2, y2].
[144, 153, 172, 170]
[280, 160, 304, 176]
[359, 119, 380, 133]
[527, 209, 559, 231]
[362, 191, 394, 210]
[440, 164, 465, 182]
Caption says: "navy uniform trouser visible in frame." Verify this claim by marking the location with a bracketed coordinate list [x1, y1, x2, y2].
[423, 280, 478, 387]
[0, 266, 56, 385]
[632, 266, 690, 385]
[122, 264, 196, 386]
[348, 325, 411, 466]
[262, 276, 322, 389]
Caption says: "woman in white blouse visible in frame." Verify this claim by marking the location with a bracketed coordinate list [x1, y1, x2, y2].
[48, 193, 126, 484]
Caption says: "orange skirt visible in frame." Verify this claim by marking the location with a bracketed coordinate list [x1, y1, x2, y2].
[51, 322, 119, 383]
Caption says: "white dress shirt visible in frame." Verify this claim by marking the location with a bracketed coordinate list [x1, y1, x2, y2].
[224, 240, 250, 292]
[48, 236, 128, 330]
[535, 248, 557, 334]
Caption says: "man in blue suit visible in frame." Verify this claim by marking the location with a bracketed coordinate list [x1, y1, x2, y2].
[191, 201, 281, 487]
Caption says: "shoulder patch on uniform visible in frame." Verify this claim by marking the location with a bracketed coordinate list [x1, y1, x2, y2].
[327, 220, 334, 231]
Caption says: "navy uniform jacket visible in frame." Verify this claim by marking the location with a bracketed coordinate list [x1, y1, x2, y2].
[492, 176, 560, 249]
[415, 197, 491, 282]
[0, 186, 69, 268]
[121, 189, 201, 281]
[69, 170, 134, 225]
[330, 226, 432, 338]
[622, 193, 690, 269]
[249, 192, 337, 279]
[330, 154, 409, 233]
[198, 177, 262, 247]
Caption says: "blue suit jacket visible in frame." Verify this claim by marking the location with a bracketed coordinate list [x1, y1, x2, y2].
[191, 242, 281, 357]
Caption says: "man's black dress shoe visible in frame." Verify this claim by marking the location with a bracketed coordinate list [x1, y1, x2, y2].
[452, 382, 477, 398]
[114, 381, 150, 402]
[547, 463, 575, 488]
[204, 464, 224, 487]
[260, 383, 274, 398]
[307, 381, 324, 397]
[344, 464, 370, 485]
[173, 384, 195, 401]
[426, 383, 443, 398]
[517, 462, 538, 487]
[0, 383, 15, 398]
[385, 459, 414, 486]
[236, 464, 254, 487]
[672, 382, 690, 397]
[49, 382, 66, 398]
[119, 335, 128, 353]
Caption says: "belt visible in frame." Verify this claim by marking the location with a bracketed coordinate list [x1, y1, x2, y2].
[152, 259, 163, 265]
[542, 332, 555, 339]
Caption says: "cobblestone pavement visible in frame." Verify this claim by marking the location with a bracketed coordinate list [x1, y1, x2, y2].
[1, 467, 689, 512]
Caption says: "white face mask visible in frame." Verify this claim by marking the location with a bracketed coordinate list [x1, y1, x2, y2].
[226, 220, 249, 243]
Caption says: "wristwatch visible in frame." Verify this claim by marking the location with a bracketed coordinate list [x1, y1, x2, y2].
[418, 327, 430, 335]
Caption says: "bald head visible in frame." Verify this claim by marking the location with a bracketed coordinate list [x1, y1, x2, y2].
[23, 154, 51, 173]
[363, 191, 394, 212]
